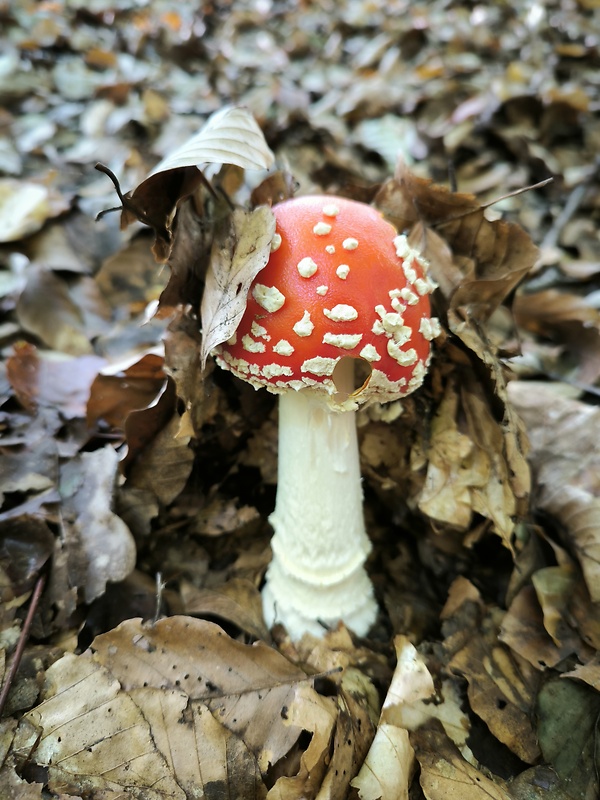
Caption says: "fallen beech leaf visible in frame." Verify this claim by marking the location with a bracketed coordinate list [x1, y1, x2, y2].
[126, 410, 194, 505]
[0, 179, 69, 243]
[60, 446, 136, 603]
[513, 289, 600, 384]
[563, 658, 600, 691]
[86, 351, 166, 431]
[412, 725, 512, 800]
[16, 268, 94, 355]
[12, 617, 339, 798]
[500, 585, 565, 671]
[449, 635, 541, 764]
[200, 206, 276, 368]
[181, 577, 270, 641]
[376, 162, 539, 322]
[508, 382, 600, 600]
[7, 342, 105, 419]
[350, 724, 413, 800]
[148, 106, 275, 175]
[351, 637, 435, 800]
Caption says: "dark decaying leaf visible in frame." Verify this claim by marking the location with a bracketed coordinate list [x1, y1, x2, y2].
[376, 160, 539, 322]
[372, 161, 535, 550]
[97, 106, 275, 263]
[535, 678, 600, 799]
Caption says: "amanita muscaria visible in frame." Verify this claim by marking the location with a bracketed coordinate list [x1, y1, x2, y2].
[214, 196, 440, 639]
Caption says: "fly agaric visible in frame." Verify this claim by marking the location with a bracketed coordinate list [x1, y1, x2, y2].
[214, 196, 439, 639]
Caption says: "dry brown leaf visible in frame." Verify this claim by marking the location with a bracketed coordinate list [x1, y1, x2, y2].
[12, 617, 342, 799]
[563, 657, 600, 691]
[449, 635, 541, 764]
[514, 289, 600, 383]
[351, 637, 435, 800]
[200, 205, 276, 368]
[91, 618, 328, 775]
[16, 267, 94, 355]
[417, 367, 529, 549]
[417, 381, 476, 530]
[60, 446, 136, 603]
[182, 578, 270, 641]
[126, 410, 194, 505]
[86, 351, 166, 431]
[6, 342, 105, 419]
[376, 161, 539, 322]
[508, 381, 600, 601]
[500, 585, 565, 671]
[412, 725, 512, 800]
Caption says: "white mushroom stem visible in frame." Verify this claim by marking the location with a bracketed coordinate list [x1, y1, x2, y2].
[262, 362, 378, 639]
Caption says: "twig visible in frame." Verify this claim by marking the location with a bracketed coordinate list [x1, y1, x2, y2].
[540, 161, 600, 251]
[0, 574, 45, 717]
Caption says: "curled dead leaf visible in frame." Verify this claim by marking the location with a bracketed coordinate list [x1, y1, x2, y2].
[200, 206, 276, 368]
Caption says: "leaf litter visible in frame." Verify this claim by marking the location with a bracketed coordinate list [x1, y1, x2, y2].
[1, 0, 600, 798]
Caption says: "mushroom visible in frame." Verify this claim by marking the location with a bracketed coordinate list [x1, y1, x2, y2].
[214, 196, 439, 639]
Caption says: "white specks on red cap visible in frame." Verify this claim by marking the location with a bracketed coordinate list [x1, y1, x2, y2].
[316, 285, 329, 296]
[402, 261, 418, 285]
[387, 340, 417, 366]
[273, 339, 295, 356]
[252, 283, 286, 312]
[342, 237, 359, 250]
[302, 356, 338, 376]
[322, 204, 340, 217]
[360, 343, 381, 362]
[251, 321, 270, 340]
[390, 296, 406, 313]
[336, 264, 350, 279]
[297, 256, 318, 278]
[393, 234, 412, 259]
[323, 332, 363, 349]
[262, 363, 294, 379]
[313, 222, 332, 236]
[419, 317, 442, 341]
[414, 277, 430, 296]
[242, 335, 266, 354]
[325, 245, 336, 254]
[373, 305, 413, 345]
[398, 286, 419, 306]
[323, 304, 358, 322]
[270, 232, 282, 252]
[408, 360, 427, 391]
[293, 310, 314, 337]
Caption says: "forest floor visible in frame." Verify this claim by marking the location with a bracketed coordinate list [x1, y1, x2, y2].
[1, 1, 600, 798]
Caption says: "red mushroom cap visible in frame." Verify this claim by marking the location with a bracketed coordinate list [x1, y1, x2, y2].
[215, 196, 439, 409]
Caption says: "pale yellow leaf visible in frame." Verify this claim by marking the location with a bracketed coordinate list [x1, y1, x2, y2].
[0, 179, 68, 243]
[412, 726, 512, 800]
[149, 106, 275, 175]
[350, 724, 413, 800]
[200, 206, 276, 367]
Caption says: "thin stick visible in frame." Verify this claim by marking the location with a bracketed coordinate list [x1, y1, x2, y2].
[0, 574, 45, 716]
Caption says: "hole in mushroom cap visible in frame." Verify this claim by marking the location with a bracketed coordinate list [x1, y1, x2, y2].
[331, 356, 373, 403]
